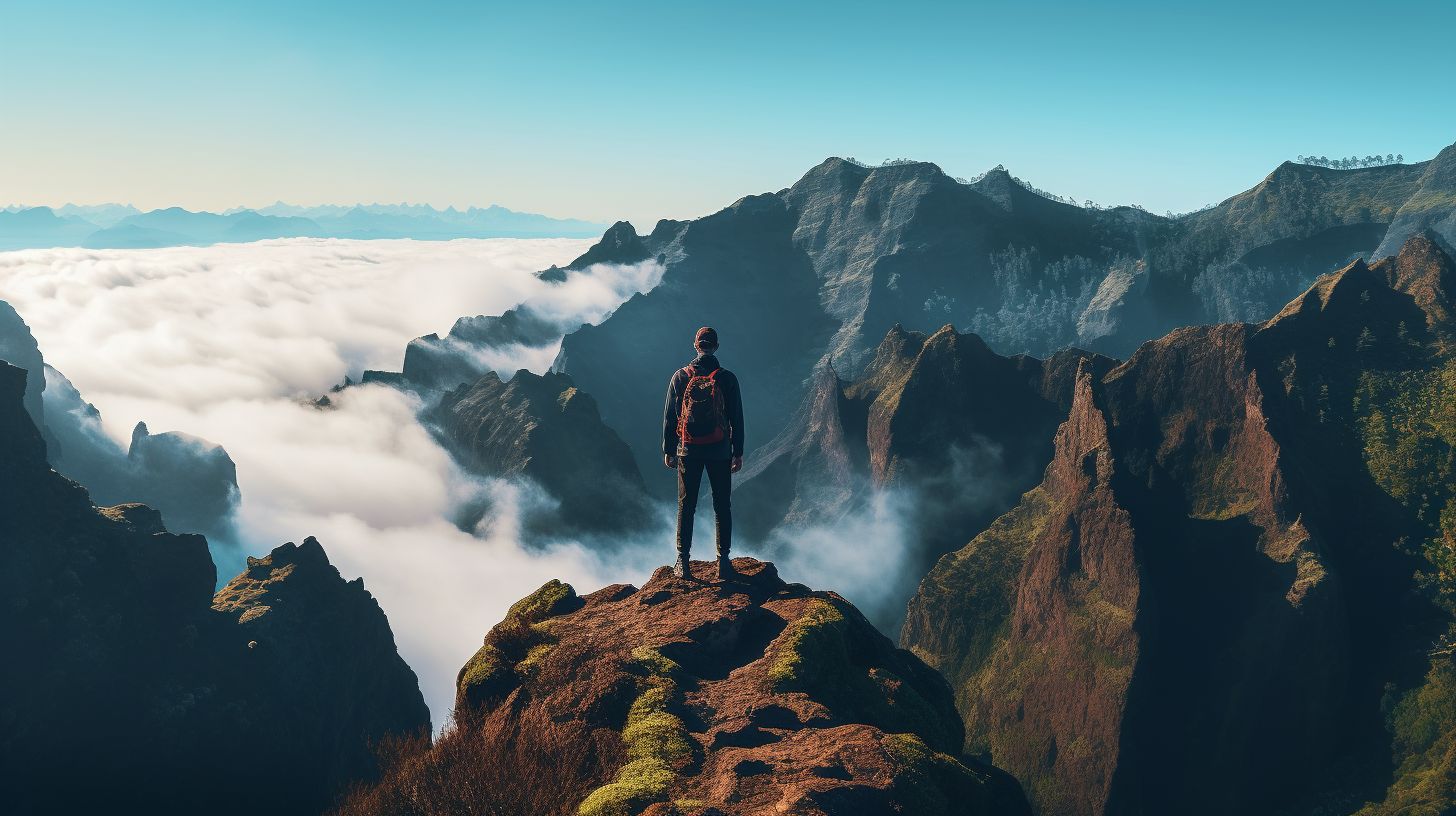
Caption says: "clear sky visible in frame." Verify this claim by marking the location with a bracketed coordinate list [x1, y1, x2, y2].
[3, 0, 1454, 229]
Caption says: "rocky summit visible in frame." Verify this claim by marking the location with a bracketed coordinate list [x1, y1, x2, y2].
[340, 558, 1030, 816]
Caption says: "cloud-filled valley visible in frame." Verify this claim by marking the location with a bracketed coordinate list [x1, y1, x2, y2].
[0, 237, 668, 723]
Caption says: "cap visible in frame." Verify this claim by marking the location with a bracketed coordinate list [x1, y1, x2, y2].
[695, 326, 719, 347]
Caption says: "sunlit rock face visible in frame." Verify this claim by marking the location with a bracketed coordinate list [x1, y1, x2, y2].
[904, 234, 1456, 815]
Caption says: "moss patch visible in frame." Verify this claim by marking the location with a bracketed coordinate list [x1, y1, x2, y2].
[507, 578, 581, 623]
[883, 733, 995, 816]
[578, 656, 691, 816]
[631, 645, 681, 676]
[768, 598, 847, 687]
[769, 597, 959, 751]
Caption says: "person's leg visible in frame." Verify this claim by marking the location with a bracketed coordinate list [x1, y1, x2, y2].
[676, 457, 706, 566]
[705, 457, 733, 563]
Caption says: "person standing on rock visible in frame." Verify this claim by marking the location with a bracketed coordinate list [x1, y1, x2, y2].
[663, 326, 744, 580]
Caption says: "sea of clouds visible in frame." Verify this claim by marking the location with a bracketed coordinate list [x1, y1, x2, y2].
[0, 236, 937, 727]
[0, 237, 667, 723]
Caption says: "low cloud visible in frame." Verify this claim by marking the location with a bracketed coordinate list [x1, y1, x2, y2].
[761, 490, 919, 630]
[0, 237, 666, 724]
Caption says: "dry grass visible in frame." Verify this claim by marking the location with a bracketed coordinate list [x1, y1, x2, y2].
[333, 705, 625, 816]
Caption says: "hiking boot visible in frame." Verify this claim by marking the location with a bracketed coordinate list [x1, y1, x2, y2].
[716, 556, 736, 581]
[672, 554, 689, 579]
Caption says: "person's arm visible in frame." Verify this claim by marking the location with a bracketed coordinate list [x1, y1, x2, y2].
[729, 371, 745, 460]
[662, 370, 682, 463]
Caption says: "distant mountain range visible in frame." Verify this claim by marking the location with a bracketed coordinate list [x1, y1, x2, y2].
[0, 202, 607, 250]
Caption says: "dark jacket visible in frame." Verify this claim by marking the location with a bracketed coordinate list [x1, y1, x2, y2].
[663, 353, 744, 460]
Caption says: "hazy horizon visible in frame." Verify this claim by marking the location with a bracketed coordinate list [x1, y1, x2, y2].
[5, 0, 1453, 230]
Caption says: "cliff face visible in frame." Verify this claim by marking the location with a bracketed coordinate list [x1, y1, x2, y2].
[903, 233, 1456, 815]
[211, 538, 432, 808]
[0, 301, 47, 433]
[735, 322, 1114, 630]
[342, 559, 1030, 816]
[0, 362, 428, 814]
[431, 368, 654, 536]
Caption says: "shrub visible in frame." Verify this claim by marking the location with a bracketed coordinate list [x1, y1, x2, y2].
[332, 707, 624, 816]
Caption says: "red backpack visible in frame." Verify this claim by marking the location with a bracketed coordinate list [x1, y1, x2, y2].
[678, 366, 729, 445]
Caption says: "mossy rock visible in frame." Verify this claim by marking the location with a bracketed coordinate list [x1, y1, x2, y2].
[884, 733, 1013, 816]
[457, 580, 583, 711]
[456, 642, 514, 711]
[579, 670, 691, 816]
[508, 578, 583, 623]
[770, 597, 960, 752]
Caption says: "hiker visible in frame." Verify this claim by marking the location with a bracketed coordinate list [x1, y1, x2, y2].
[663, 326, 744, 580]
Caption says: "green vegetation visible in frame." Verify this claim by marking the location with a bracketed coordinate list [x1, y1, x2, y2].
[1356, 361, 1456, 613]
[768, 598, 847, 687]
[1187, 444, 1263, 522]
[770, 597, 957, 751]
[506, 578, 579, 622]
[457, 580, 580, 710]
[630, 645, 681, 676]
[1354, 661, 1456, 816]
[1354, 358, 1456, 814]
[577, 648, 691, 816]
[910, 488, 1051, 697]
[1296, 153, 1402, 169]
[883, 733, 994, 816]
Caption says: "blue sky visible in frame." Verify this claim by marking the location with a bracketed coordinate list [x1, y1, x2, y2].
[3, 0, 1454, 229]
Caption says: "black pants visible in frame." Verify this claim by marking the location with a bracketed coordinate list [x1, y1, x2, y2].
[677, 456, 732, 558]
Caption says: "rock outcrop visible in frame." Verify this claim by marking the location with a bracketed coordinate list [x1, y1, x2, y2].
[211, 538, 432, 807]
[0, 300, 48, 433]
[430, 368, 655, 536]
[340, 559, 1030, 816]
[903, 233, 1456, 815]
[0, 361, 428, 815]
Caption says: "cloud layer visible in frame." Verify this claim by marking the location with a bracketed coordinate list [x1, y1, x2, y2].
[0, 237, 665, 723]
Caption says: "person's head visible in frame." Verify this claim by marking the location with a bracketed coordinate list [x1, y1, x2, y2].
[694, 326, 719, 355]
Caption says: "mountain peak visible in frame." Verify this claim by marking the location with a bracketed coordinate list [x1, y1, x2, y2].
[343, 557, 1030, 814]
[564, 220, 648, 271]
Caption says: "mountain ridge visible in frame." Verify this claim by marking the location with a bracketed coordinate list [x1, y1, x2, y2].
[0, 201, 608, 250]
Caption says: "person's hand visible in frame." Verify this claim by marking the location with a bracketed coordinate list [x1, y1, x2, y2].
[731, 456, 742, 473]
[664, 454, 678, 469]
